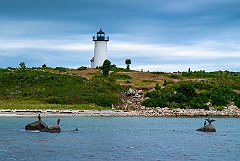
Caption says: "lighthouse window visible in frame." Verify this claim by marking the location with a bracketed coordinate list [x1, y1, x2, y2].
[97, 34, 104, 37]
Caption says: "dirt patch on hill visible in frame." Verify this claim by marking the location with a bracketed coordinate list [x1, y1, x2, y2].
[67, 69, 181, 89]
[117, 72, 169, 81]
[67, 68, 100, 79]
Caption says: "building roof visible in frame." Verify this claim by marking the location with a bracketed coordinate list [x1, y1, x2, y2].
[97, 29, 105, 34]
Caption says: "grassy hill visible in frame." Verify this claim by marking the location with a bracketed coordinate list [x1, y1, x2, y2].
[1, 67, 240, 110]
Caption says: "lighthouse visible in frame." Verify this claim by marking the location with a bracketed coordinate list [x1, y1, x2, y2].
[91, 29, 109, 68]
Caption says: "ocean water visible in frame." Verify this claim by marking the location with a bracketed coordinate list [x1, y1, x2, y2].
[0, 117, 239, 161]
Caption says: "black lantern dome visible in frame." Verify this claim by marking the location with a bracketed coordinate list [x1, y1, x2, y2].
[93, 29, 109, 41]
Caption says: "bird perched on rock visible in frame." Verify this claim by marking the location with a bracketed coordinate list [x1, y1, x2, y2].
[57, 118, 60, 125]
[205, 118, 215, 124]
[38, 114, 41, 121]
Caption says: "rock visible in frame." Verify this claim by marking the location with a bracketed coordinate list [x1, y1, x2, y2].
[196, 118, 216, 132]
[40, 124, 61, 133]
[25, 115, 61, 133]
[196, 124, 216, 132]
[148, 88, 155, 93]
[126, 88, 136, 96]
[25, 120, 48, 130]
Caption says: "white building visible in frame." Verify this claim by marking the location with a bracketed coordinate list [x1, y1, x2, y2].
[90, 29, 109, 68]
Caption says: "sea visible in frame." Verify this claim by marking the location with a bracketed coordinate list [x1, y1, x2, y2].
[0, 117, 239, 161]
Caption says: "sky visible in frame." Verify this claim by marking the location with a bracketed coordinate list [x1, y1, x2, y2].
[0, 0, 240, 72]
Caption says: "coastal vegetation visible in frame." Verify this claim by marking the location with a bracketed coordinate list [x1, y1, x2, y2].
[0, 67, 124, 109]
[0, 65, 240, 110]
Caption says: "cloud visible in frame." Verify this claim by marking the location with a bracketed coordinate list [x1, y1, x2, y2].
[108, 39, 240, 72]
[0, 0, 239, 71]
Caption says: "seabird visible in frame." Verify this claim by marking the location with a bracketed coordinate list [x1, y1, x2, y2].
[204, 121, 206, 126]
[57, 118, 60, 125]
[205, 118, 215, 124]
[38, 114, 41, 121]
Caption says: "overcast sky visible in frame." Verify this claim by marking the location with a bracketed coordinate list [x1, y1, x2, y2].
[0, 0, 239, 72]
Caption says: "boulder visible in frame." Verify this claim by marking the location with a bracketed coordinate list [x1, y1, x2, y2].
[25, 120, 48, 130]
[25, 115, 61, 133]
[40, 124, 61, 133]
[126, 88, 136, 96]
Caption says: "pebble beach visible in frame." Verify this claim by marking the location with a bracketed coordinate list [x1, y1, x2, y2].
[1, 105, 239, 117]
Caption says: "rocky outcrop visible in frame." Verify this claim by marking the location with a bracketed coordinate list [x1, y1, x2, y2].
[196, 124, 216, 132]
[25, 120, 47, 130]
[25, 115, 61, 133]
[196, 118, 216, 132]
[40, 118, 61, 133]
[40, 124, 61, 133]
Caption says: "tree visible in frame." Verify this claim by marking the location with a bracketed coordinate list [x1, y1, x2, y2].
[42, 63, 47, 68]
[100, 59, 111, 77]
[125, 59, 131, 70]
[19, 62, 26, 69]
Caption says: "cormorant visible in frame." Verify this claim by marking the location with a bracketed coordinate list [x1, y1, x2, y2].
[57, 118, 60, 125]
[38, 114, 41, 121]
[205, 118, 215, 124]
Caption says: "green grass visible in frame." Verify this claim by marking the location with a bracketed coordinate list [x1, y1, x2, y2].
[0, 100, 110, 110]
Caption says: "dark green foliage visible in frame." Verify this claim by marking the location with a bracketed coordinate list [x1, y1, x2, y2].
[110, 74, 132, 80]
[155, 83, 161, 91]
[42, 64, 47, 68]
[100, 59, 111, 77]
[110, 65, 133, 72]
[142, 80, 239, 109]
[209, 85, 235, 106]
[168, 74, 181, 79]
[0, 69, 123, 107]
[19, 62, 26, 69]
[163, 80, 174, 86]
[217, 106, 223, 111]
[125, 59, 131, 70]
[234, 96, 240, 107]
[142, 98, 168, 107]
[55, 67, 69, 72]
[77, 66, 87, 71]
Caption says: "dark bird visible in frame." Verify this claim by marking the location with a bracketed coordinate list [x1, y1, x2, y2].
[205, 118, 215, 124]
[57, 118, 60, 125]
[38, 114, 41, 121]
[204, 121, 206, 126]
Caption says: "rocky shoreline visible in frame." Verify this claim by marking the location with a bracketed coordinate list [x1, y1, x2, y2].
[1, 88, 240, 117]
[0, 105, 239, 117]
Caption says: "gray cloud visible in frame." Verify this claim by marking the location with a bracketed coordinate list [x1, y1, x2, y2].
[0, 0, 239, 71]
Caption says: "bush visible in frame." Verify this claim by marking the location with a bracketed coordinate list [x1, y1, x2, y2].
[141, 98, 168, 108]
[0, 69, 124, 107]
[77, 66, 87, 71]
[142, 80, 238, 109]
[234, 96, 240, 107]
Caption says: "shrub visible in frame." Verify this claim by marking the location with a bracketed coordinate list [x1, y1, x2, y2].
[234, 96, 240, 107]
[77, 66, 87, 71]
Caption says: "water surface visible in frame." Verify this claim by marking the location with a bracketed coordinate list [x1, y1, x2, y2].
[0, 117, 239, 161]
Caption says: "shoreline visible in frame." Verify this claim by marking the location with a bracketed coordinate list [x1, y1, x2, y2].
[1, 106, 240, 117]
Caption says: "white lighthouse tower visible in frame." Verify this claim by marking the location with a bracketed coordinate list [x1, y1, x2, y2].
[91, 29, 109, 68]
